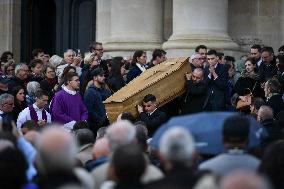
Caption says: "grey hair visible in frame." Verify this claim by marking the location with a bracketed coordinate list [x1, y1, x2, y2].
[74, 128, 95, 146]
[258, 105, 274, 121]
[64, 49, 75, 58]
[0, 93, 14, 106]
[106, 120, 136, 152]
[26, 81, 40, 95]
[15, 63, 28, 75]
[36, 126, 78, 173]
[159, 127, 195, 165]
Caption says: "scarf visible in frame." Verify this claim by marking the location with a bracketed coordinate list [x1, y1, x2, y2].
[28, 105, 47, 122]
[240, 71, 260, 80]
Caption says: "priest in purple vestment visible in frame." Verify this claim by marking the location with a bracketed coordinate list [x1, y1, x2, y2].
[50, 72, 88, 130]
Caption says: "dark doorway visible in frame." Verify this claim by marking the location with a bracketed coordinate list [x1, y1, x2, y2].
[21, 0, 56, 63]
[71, 0, 96, 54]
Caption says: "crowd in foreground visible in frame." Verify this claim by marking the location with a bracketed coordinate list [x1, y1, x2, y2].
[0, 42, 284, 189]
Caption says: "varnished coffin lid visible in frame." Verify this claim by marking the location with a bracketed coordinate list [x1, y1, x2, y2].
[104, 57, 189, 104]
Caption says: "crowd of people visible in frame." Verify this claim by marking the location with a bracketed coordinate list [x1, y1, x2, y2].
[0, 41, 284, 189]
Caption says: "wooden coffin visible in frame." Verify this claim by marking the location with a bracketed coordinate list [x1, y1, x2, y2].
[104, 57, 191, 123]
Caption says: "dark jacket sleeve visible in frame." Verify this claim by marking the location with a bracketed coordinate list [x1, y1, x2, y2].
[212, 66, 228, 91]
[84, 89, 106, 125]
[139, 110, 167, 135]
[187, 80, 208, 95]
[126, 66, 141, 83]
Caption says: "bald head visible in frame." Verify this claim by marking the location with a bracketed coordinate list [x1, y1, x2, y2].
[192, 68, 204, 83]
[92, 137, 109, 160]
[36, 126, 77, 172]
[220, 171, 271, 189]
[257, 105, 274, 123]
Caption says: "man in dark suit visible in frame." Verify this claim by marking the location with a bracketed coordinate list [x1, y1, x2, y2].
[204, 49, 229, 111]
[264, 78, 284, 117]
[137, 94, 167, 137]
[181, 68, 207, 114]
[89, 42, 109, 77]
[258, 47, 277, 82]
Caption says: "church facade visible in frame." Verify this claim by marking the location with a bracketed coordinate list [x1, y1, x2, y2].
[0, 0, 283, 62]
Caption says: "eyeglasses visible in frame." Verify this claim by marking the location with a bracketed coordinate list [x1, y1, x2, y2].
[95, 48, 104, 51]
[6, 69, 14, 72]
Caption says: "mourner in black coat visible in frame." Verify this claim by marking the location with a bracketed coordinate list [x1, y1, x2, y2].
[126, 51, 147, 83]
[181, 68, 207, 114]
[264, 78, 284, 117]
[203, 50, 229, 111]
[137, 94, 167, 137]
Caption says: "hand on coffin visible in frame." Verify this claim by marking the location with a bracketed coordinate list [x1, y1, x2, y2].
[137, 105, 143, 113]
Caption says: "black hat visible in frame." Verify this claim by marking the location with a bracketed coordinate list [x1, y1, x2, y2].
[0, 76, 9, 84]
[91, 68, 105, 77]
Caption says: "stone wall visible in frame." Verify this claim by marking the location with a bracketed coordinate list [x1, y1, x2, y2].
[0, 0, 21, 62]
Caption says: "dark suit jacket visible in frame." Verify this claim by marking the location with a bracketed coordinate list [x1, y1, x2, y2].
[139, 108, 167, 137]
[145, 166, 198, 189]
[258, 61, 277, 82]
[181, 80, 207, 114]
[266, 94, 284, 117]
[126, 64, 142, 83]
[276, 73, 284, 92]
[261, 119, 281, 148]
[203, 63, 229, 111]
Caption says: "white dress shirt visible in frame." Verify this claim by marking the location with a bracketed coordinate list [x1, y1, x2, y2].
[0, 110, 4, 122]
[17, 104, 51, 129]
[136, 63, 146, 72]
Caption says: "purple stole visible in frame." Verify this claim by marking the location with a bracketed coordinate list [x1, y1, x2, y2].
[28, 105, 47, 122]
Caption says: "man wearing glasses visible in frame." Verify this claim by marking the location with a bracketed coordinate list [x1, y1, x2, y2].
[50, 72, 88, 131]
[190, 53, 204, 71]
[0, 93, 14, 130]
[89, 42, 109, 77]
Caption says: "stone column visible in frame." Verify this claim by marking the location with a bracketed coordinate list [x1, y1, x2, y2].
[104, 0, 164, 56]
[0, 0, 21, 62]
[96, 0, 111, 44]
[163, 0, 239, 57]
[281, 0, 284, 45]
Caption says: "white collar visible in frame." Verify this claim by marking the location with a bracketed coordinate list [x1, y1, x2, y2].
[32, 103, 43, 111]
[62, 85, 77, 95]
[149, 108, 157, 116]
[227, 148, 245, 155]
[136, 63, 146, 72]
